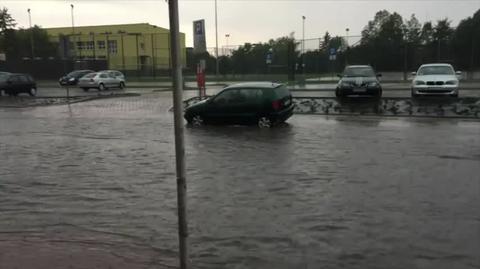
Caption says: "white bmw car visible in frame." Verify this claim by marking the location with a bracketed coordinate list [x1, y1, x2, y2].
[411, 63, 461, 97]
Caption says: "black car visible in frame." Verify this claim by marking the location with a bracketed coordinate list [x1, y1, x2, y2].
[59, 70, 95, 86]
[184, 82, 294, 128]
[0, 72, 37, 96]
[336, 65, 382, 98]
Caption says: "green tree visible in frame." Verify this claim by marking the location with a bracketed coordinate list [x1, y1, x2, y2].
[420, 21, 434, 45]
[452, 9, 480, 69]
[404, 14, 422, 45]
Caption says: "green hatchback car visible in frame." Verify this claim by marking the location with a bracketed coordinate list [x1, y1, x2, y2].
[184, 82, 294, 128]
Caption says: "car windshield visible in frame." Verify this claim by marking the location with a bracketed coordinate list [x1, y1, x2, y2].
[417, 66, 455, 75]
[84, 73, 97, 78]
[67, 71, 83, 77]
[343, 67, 376, 77]
[0, 73, 9, 81]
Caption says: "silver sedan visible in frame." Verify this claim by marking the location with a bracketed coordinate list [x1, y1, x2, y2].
[77, 72, 126, 92]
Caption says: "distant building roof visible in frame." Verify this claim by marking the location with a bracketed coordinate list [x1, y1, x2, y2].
[45, 23, 174, 35]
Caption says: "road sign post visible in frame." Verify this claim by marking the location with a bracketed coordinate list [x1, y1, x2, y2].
[168, 0, 188, 268]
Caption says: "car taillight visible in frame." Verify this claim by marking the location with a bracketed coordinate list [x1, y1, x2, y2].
[272, 100, 281, 110]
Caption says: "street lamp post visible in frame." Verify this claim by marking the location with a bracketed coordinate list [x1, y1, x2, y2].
[302, 16, 306, 76]
[345, 28, 349, 65]
[225, 34, 230, 56]
[215, 0, 219, 76]
[27, 8, 35, 59]
[70, 4, 75, 59]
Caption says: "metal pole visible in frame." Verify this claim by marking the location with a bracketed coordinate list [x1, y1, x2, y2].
[345, 28, 349, 65]
[121, 33, 125, 71]
[167, 0, 188, 268]
[92, 33, 96, 60]
[302, 16, 305, 76]
[151, 33, 156, 78]
[71, 4, 75, 60]
[135, 34, 140, 77]
[403, 43, 408, 81]
[28, 9, 35, 59]
[215, 0, 219, 76]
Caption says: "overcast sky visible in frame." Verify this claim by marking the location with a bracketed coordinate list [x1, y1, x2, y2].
[3, 0, 480, 49]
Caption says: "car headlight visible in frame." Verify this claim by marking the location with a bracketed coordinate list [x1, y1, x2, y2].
[368, 81, 379, 87]
[340, 82, 351, 87]
[414, 80, 425, 85]
[445, 80, 458, 85]
[68, 77, 75, 82]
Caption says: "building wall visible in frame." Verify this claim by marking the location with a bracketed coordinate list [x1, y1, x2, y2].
[45, 23, 186, 70]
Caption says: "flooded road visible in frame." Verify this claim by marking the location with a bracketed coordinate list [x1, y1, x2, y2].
[1, 94, 479, 269]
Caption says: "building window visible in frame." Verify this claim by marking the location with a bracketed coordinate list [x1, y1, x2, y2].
[97, 41, 105, 50]
[108, 40, 117, 54]
[76, 41, 85, 50]
[140, 43, 145, 50]
[86, 41, 94, 50]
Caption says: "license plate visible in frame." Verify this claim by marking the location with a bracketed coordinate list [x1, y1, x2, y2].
[353, 88, 366, 93]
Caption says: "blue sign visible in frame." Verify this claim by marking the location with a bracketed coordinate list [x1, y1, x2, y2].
[329, 48, 336, 56]
[266, 51, 273, 64]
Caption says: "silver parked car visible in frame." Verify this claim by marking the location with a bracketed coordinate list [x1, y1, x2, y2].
[77, 71, 126, 92]
[411, 63, 461, 97]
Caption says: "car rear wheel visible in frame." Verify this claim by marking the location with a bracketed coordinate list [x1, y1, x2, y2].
[82, 87, 89, 92]
[28, 88, 37, 97]
[335, 89, 343, 98]
[119, 82, 125, 89]
[257, 116, 272, 128]
[191, 115, 204, 126]
[98, 83, 106, 91]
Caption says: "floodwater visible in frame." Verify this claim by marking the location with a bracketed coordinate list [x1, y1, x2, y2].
[0, 94, 479, 269]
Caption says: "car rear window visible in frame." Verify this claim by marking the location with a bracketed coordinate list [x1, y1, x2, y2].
[274, 85, 291, 99]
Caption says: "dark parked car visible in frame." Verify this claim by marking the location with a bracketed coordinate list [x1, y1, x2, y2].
[336, 65, 382, 98]
[184, 82, 294, 128]
[0, 72, 37, 96]
[59, 70, 95, 86]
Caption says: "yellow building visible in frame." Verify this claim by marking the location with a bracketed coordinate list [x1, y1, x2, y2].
[45, 23, 186, 72]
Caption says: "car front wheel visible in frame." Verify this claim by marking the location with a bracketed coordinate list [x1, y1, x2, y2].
[28, 87, 37, 97]
[257, 116, 273, 128]
[98, 83, 106, 91]
[190, 115, 204, 126]
[335, 89, 343, 98]
[119, 82, 125, 89]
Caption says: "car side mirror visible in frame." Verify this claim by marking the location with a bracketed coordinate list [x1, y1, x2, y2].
[376, 73, 382, 77]
[411, 72, 416, 76]
[455, 71, 462, 75]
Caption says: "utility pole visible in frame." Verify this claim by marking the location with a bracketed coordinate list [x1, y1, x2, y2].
[27, 9, 35, 59]
[225, 34, 230, 56]
[215, 0, 219, 76]
[167, 1, 188, 268]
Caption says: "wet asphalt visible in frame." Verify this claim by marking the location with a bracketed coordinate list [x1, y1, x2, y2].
[0, 93, 479, 269]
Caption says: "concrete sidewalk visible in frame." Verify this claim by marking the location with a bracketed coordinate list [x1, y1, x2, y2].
[37, 80, 480, 91]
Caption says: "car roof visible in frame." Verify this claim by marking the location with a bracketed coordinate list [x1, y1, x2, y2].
[345, 65, 372, 68]
[100, 70, 121, 72]
[419, 63, 453, 67]
[226, 82, 283, 89]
